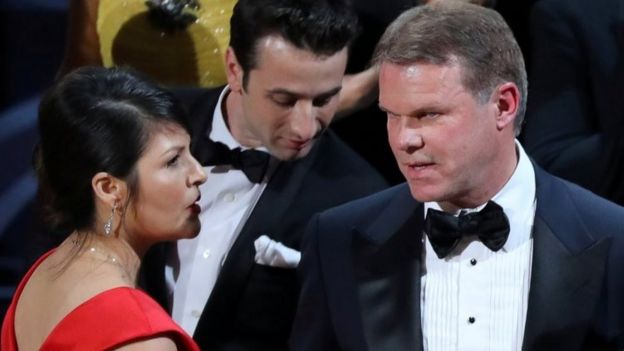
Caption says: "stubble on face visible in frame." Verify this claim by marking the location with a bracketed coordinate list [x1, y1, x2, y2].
[225, 35, 348, 161]
[380, 61, 517, 209]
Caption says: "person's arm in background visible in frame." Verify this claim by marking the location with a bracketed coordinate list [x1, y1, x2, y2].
[335, 66, 379, 121]
[57, 0, 102, 78]
[522, 0, 603, 190]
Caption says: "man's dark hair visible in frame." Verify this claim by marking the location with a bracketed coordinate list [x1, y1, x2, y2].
[229, 0, 359, 88]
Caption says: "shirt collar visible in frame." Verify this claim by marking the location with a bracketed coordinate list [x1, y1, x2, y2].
[208, 85, 269, 153]
[492, 140, 536, 250]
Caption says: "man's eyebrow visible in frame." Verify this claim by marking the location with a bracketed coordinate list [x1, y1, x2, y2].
[378, 104, 397, 115]
[315, 87, 342, 100]
[267, 88, 297, 97]
[267, 86, 342, 99]
[378, 104, 438, 117]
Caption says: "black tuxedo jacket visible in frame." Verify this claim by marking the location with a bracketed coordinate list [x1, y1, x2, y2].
[291, 166, 624, 350]
[522, 0, 624, 205]
[141, 87, 388, 350]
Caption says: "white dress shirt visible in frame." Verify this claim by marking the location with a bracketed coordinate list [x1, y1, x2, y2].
[421, 141, 536, 351]
[165, 87, 274, 335]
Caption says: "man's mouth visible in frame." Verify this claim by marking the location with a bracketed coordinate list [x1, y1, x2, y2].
[286, 139, 311, 150]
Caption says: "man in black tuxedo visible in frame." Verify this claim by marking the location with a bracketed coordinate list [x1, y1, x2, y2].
[522, 0, 624, 205]
[292, 3, 624, 350]
[141, 0, 387, 350]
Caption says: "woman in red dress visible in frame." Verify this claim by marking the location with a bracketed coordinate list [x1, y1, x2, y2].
[1, 67, 206, 350]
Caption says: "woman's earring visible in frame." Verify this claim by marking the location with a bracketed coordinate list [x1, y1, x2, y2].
[104, 203, 117, 236]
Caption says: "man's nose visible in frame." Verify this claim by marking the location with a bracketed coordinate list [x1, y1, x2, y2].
[397, 118, 424, 151]
[290, 101, 317, 140]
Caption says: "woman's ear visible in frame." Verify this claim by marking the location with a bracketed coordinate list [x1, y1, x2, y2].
[92, 172, 127, 208]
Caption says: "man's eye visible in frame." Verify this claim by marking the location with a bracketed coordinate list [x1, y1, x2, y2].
[273, 98, 296, 107]
[420, 112, 439, 119]
[313, 96, 332, 107]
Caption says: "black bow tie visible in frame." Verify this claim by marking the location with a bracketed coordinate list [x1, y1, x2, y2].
[202, 140, 271, 183]
[424, 201, 510, 259]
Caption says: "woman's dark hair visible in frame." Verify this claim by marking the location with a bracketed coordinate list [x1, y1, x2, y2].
[36, 66, 189, 233]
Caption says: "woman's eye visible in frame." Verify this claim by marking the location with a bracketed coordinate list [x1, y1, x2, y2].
[166, 155, 180, 167]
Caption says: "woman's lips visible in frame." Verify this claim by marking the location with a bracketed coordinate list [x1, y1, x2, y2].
[188, 194, 201, 214]
[189, 203, 201, 215]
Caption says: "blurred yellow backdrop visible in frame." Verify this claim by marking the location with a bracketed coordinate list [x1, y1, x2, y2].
[97, 0, 236, 87]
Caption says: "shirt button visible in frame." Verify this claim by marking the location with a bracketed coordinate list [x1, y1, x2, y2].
[202, 249, 211, 259]
[468, 316, 476, 324]
[191, 310, 202, 318]
[470, 258, 477, 266]
[223, 193, 235, 202]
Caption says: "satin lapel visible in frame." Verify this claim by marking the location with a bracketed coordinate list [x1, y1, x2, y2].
[195, 140, 318, 327]
[523, 169, 612, 351]
[523, 218, 611, 350]
[186, 88, 221, 165]
[352, 186, 424, 351]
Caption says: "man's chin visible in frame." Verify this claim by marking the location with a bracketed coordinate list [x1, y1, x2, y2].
[272, 144, 313, 161]
[407, 183, 441, 204]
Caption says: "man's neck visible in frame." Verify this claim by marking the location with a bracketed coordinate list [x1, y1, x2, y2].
[222, 88, 262, 148]
[439, 139, 519, 212]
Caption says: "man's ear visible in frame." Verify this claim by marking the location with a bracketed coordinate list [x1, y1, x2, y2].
[92, 172, 126, 208]
[493, 82, 520, 131]
[225, 47, 245, 93]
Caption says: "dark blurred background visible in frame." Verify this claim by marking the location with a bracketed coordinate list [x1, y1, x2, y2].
[0, 0, 68, 318]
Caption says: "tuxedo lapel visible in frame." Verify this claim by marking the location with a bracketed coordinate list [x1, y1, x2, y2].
[523, 217, 611, 350]
[522, 169, 612, 350]
[194, 137, 318, 332]
[352, 185, 424, 351]
[186, 89, 221, 165]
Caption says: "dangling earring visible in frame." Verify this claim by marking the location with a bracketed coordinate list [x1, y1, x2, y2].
[104, 203, 117, 236]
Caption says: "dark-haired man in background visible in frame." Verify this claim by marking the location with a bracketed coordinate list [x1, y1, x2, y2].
[292, 2, 624, 350]
[141, 0, 387, 350]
